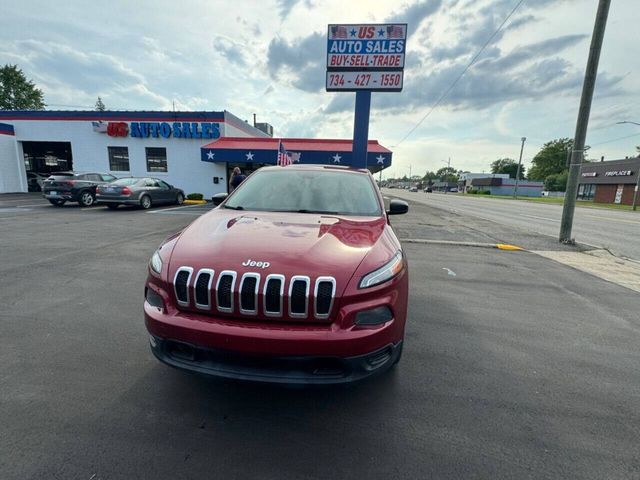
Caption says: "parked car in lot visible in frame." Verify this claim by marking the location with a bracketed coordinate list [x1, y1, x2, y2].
[409, 187, 418, 192]
[144, 165, 409, 384]
[96, 177, 185, 210]
[424, 187, 433, 193]
[26, 171, 47, 192]
[42, 172, 117, 207]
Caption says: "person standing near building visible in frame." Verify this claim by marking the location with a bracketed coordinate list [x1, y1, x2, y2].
[229, 167, 246, 192]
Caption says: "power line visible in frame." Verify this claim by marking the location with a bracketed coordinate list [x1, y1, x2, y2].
[393, 0, 526, 147]
[591, 132, 640, 147]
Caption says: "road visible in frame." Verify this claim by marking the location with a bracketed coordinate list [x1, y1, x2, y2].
[384, 189, 640, 261]
[1, 194, 639, 479]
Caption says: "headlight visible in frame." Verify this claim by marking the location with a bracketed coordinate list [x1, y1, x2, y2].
[359, 251, 404, 289]
[150, 250, 163, 274]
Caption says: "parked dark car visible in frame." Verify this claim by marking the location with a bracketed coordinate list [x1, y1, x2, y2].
[96, 177, 185, 210]
[42, 172, 118, 207]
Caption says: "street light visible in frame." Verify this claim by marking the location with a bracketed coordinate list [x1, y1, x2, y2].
[513, 137, 527, 199]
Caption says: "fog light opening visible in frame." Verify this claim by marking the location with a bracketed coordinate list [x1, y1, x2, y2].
[145, 287, 165, 311]
[355, 306, 393, 326]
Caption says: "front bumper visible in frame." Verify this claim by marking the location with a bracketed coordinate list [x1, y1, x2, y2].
[149, 334, 402, 384]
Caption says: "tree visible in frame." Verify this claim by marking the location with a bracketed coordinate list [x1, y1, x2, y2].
[0, 64, 45, 110]
[527, 138, 572, 181]
[544, 171, 569, 192]
[422, 171, 438, 183]
[490, 158, 525, 179]
[95, 96, 106, 111]
[436, 166, 458, 183]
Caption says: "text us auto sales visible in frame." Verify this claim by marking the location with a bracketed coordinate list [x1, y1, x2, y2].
[105, 121, 221, 139]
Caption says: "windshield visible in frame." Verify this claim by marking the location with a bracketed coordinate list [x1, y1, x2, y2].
[225, 169, 382, 216]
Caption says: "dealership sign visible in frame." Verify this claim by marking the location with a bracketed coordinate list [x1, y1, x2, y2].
[605, 170, 633, 177]
[93, 121, 220, 139]
[326, 23, 407, 92]
[581, 172, 597, 177]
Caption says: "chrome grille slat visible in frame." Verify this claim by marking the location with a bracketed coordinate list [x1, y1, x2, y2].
[173, 267, 193, 307]
[194, 269, 214, 310]
[239, 273, 260, 315]
[288, 276, 310, 318]
[263, 274, 285, 317]
[314, 277, 336, 319]
[216, 271, 237, 313]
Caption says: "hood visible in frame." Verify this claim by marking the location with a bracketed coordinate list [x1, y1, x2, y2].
[168, 210, 387, 290]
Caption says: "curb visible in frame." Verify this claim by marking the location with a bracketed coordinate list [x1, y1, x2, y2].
[400, 238, 524, 250]
[183, 199, 207, 205]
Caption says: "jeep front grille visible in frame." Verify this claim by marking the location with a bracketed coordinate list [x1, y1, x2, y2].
[173, 268, 334, 320]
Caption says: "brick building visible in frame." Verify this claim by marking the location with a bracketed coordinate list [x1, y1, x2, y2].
[578, 158, 639, 205]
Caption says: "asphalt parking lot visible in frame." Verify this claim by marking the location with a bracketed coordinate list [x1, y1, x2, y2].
[1, 193, 639, 479]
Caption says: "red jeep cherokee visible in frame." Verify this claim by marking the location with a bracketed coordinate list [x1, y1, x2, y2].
[144, 165, 409, 384]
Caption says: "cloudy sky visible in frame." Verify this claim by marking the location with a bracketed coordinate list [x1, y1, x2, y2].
[1, 0, 639, 177]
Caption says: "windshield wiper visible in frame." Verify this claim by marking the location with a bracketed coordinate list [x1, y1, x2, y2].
[295, 209, 340, 214]
[224, 205, 244, 210]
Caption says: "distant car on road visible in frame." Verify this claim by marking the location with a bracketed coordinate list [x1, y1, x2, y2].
[43, 172, 117, 207]
[409, 187, 418, 192]
[96, 177, 185, 210]
[424, 187, 432, 193]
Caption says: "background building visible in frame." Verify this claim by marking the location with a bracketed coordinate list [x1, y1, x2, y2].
[470, 177, 543, 196]
[578, 158, 639, 205]
[0, 110, 393, 196]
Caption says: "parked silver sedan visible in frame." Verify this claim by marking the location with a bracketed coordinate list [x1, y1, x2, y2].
[96, 177, 185, 210]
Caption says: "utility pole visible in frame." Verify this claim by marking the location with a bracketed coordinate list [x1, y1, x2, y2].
[559, 0, 611, 243]
[513, 137, 526, 199]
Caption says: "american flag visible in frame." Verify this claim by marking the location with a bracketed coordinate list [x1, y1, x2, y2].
[331, 26, 348, 39]
[387, 25, 404, 38]
[91, 121, 107, 133]
[277, 140, 292, 166]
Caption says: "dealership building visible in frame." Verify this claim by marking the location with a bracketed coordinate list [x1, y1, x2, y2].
[0, 110, 393, 196]
[578, 157, 639, 205]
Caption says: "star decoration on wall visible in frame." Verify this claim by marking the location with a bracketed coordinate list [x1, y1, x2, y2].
[246, 152, 254, 161]
[332, 153, 342, 163]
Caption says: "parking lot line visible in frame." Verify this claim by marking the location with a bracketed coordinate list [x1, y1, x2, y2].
[147, 204, 211, 214]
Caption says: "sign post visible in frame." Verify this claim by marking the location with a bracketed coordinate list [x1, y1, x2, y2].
[326, 23, 407, 169]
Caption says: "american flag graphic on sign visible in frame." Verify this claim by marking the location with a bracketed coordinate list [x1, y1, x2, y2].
[91, 121, 107, 133]
[386, 25, 404, 38]
[277, 140, 292, 166]
[331, 26, 348, 39]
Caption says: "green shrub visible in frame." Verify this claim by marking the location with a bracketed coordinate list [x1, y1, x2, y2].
[186, 193, 204, 200]
[481, 190, 491, 195]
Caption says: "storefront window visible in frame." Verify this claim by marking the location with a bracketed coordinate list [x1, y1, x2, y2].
[577, 184, 596, 200]
[108, 147, 130, 171]
[145, 147, 167, 172]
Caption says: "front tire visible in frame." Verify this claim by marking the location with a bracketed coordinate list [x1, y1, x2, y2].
[48, 199, 65, 207]
[106, 204, 119, 210]
[140, 195, 152, 210]
[78, 191, 95, 207]
[175, 193, 184, 205]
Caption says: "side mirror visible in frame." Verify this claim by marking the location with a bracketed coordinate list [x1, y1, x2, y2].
[387, 198, 409, 215]
[212, 192, 228, 206]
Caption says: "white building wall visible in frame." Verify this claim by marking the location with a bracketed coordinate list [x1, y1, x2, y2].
[9, 119, 236, 198]
[0, 132, 26, 193]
